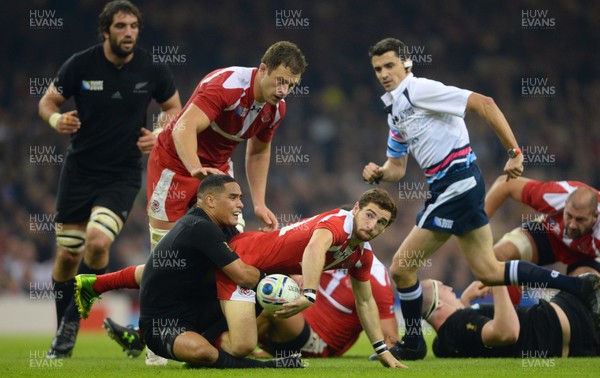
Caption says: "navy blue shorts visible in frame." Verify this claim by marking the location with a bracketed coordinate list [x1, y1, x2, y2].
[416, 164, 488, 235]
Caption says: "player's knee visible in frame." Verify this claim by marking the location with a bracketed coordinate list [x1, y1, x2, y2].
[85, 232, 111, 259]
[56, 228, 86, 254]
[389, 262, 418, 286]
[87, 207, 123, 243]
[227, 341, 255, 358]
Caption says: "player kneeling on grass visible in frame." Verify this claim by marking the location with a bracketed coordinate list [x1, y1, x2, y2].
[100, 175, 303, 368]
[216, 188, 406, 368]
[254, 256, 403, 360]
[420, 278, 600, 358]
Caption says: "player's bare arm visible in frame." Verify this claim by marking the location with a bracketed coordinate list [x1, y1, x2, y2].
[246, 137, 278, 231]
[484, 175, 533, 218]
[172, 103, 224, 178]
[136, 92, 182, 153]
[38, 83, 81, 134]
[466, 93, 523, 180]
[363, 156, 408, 184]
[220, 259, 261, 288]
[351, 277, 407, 368]
[275, 229, 333, 318]
[480, 286, 520, 346]
[158, 91, 182, 126]
[380, 318, 400, 347]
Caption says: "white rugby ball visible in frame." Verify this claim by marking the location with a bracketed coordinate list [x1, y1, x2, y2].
[256, 274, 301, 313]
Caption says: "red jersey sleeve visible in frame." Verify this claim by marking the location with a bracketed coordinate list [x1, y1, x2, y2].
[191, 73, 243, 122]
[522, 180, 593, 214]
[314, 212, 348, 245]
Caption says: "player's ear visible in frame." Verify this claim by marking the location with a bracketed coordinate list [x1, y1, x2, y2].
[258, 63, 268, 76]
[204, 193, 216, 208]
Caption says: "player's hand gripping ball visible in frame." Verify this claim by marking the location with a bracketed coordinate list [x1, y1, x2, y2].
[256, 274, 301, 313]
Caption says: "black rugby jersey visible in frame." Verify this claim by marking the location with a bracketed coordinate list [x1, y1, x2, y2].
[54, 44, 176, 173]
[139, 207, 239, 321]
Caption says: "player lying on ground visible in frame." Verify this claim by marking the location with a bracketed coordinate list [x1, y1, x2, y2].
[254, 256, 401, 359]
[421, 278, 600, 357]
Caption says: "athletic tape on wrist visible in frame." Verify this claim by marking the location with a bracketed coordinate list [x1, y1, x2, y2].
[372, 339, 388, 355]
[303, 288, 316, 303]
[49, 113, 61, 129]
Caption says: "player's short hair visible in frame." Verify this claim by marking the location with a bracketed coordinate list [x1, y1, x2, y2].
[198, 174, 237, 197]
[369, 37, 408, 60]
[261, 41, 308, 75]
[98, 0, 142, 38]
[358, 188, 397, 226]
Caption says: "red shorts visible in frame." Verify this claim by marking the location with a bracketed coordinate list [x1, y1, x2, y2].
[215, 270, 256, 302]
[146, 149, 200, 222]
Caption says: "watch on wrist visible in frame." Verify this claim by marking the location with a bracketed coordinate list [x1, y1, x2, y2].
[507, 148, 521, 158]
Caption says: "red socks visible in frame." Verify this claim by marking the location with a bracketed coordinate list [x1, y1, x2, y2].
[92, 265, 139, 294]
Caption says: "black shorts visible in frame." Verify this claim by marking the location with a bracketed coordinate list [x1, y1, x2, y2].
[55, 157, 141, 224]
[551, 292, 600, 357]
[522, 223, 600, 274]
[139, 299, 224, 361]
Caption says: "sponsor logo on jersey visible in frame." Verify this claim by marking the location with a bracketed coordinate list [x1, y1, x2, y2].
[134, 81, 149, 94]
[333, 247, 354, 261]
[111, 91, 122, 99]
[235, 106, 249, 117]
[81, 80, 103, 91]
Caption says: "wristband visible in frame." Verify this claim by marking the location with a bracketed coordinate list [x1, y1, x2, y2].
[372, 339, 389, 355]
[303, 288, 316, 303]
[49, 113, 61, 129]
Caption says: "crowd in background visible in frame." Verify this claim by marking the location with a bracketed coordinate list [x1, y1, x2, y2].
[2, 0, 599, 295]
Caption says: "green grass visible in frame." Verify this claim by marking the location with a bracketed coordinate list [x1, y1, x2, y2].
[1, 332, 598, 377]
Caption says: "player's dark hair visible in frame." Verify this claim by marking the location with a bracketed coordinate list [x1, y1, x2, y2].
[369, 37, 411, 61]
[198, 175, 237, 197]
[358, 188, 397, 226]
[261, 41, 308, 75]
[98, 0, 142, 39]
